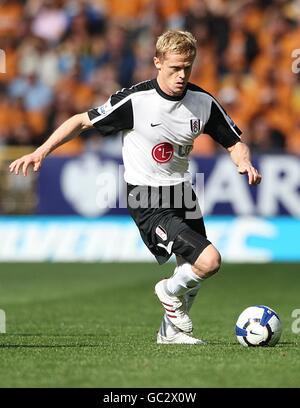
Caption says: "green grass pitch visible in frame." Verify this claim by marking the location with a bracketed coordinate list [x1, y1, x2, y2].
[0, 262, 299, 388]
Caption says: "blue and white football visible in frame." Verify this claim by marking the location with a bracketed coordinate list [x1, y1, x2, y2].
[235, 305, 282, 347]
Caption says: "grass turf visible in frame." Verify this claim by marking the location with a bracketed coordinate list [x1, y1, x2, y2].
[0, 262, 299, 388]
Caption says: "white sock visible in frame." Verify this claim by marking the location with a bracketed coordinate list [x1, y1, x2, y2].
[166, 262, 202, 297]
[185, 283, 201, 311]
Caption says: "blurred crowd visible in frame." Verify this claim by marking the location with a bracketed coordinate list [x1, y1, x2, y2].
[0, 0, 300, 156]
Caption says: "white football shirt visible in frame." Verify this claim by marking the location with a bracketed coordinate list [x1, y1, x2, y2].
[88, 79, 241, 186]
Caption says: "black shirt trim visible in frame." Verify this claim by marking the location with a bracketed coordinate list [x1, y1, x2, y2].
[110, 80, 155, 106]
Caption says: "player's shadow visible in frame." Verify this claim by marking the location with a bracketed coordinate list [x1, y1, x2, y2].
[201, 340, 297, 347]
[0, 333, 109, 348]
[275, 341, 297, 346]
[3, 333, 100, 336]
[0, 344, 102, 348]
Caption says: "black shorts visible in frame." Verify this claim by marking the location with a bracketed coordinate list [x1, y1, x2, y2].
[127, 182, 211, 265]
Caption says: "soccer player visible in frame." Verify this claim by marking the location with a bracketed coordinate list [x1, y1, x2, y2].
[9, 31, 261, 344]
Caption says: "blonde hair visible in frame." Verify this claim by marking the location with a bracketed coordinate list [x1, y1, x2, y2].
[155, 30, 197, 60]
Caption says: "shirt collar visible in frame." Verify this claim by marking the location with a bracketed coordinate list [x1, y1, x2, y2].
[152, 78, 188, 101]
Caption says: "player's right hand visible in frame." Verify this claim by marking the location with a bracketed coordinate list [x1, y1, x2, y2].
[9, 151, 44, 176]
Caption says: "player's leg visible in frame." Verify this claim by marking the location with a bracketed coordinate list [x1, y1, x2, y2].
[175, 255, 201, 312]
[157, 183, 221, 301]
[155, 227, 220, 334]
[154, 260, 198, 333]
[157, 255, 203, 344]
[191, 243, 221, 279]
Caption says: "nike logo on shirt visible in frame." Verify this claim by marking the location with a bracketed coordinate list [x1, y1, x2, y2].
[151, 123, 162, 127]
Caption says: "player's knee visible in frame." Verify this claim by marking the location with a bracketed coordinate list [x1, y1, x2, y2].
[196, 256, 221, 278]
[192, 246, 221, 279]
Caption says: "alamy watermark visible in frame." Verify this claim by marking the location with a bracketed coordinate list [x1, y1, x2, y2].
[0, 49, 6, 73]
[291, 49, 300, 74]
[94, 164, 205, 219]
[291, 309, 300, 334]
[0, 310, 6, 333]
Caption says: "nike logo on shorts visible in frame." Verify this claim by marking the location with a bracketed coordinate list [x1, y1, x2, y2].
[157, 241, 174, 254]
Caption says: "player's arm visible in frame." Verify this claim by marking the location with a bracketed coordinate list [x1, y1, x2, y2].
[203, 98, 261, 185]
[227, 141, 262, 185]
[9, 112, 92, 176]
[10, 89, 133, 176]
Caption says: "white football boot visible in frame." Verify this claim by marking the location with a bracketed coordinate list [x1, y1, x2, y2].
[155, 279, 193, 333]
[156, 283, 206, 344]
[157, 332, 205, 344]
[157, 316, 205, 344]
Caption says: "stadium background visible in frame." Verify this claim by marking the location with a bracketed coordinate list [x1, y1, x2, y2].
[0, 0, 299, 388]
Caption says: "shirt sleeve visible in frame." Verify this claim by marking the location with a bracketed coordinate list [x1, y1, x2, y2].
[203, 99, 242, 148]
[87, 93, 134, 136]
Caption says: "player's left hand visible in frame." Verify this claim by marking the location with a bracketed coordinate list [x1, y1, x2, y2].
[237, 162, 262, 185]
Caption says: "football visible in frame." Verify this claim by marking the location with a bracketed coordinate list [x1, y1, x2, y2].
[235, 305, 282, 347]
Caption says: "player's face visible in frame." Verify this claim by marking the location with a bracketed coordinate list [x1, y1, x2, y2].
[154, 52, 195, 96]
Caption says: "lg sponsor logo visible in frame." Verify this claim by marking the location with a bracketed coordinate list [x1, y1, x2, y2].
[152, 142, 174, 163]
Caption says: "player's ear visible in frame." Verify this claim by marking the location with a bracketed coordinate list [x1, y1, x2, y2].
[154, 56, 162, 70]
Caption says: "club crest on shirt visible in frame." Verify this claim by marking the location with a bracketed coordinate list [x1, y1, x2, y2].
[190, 119, 201, 134]
[97, 101, 111, 115]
